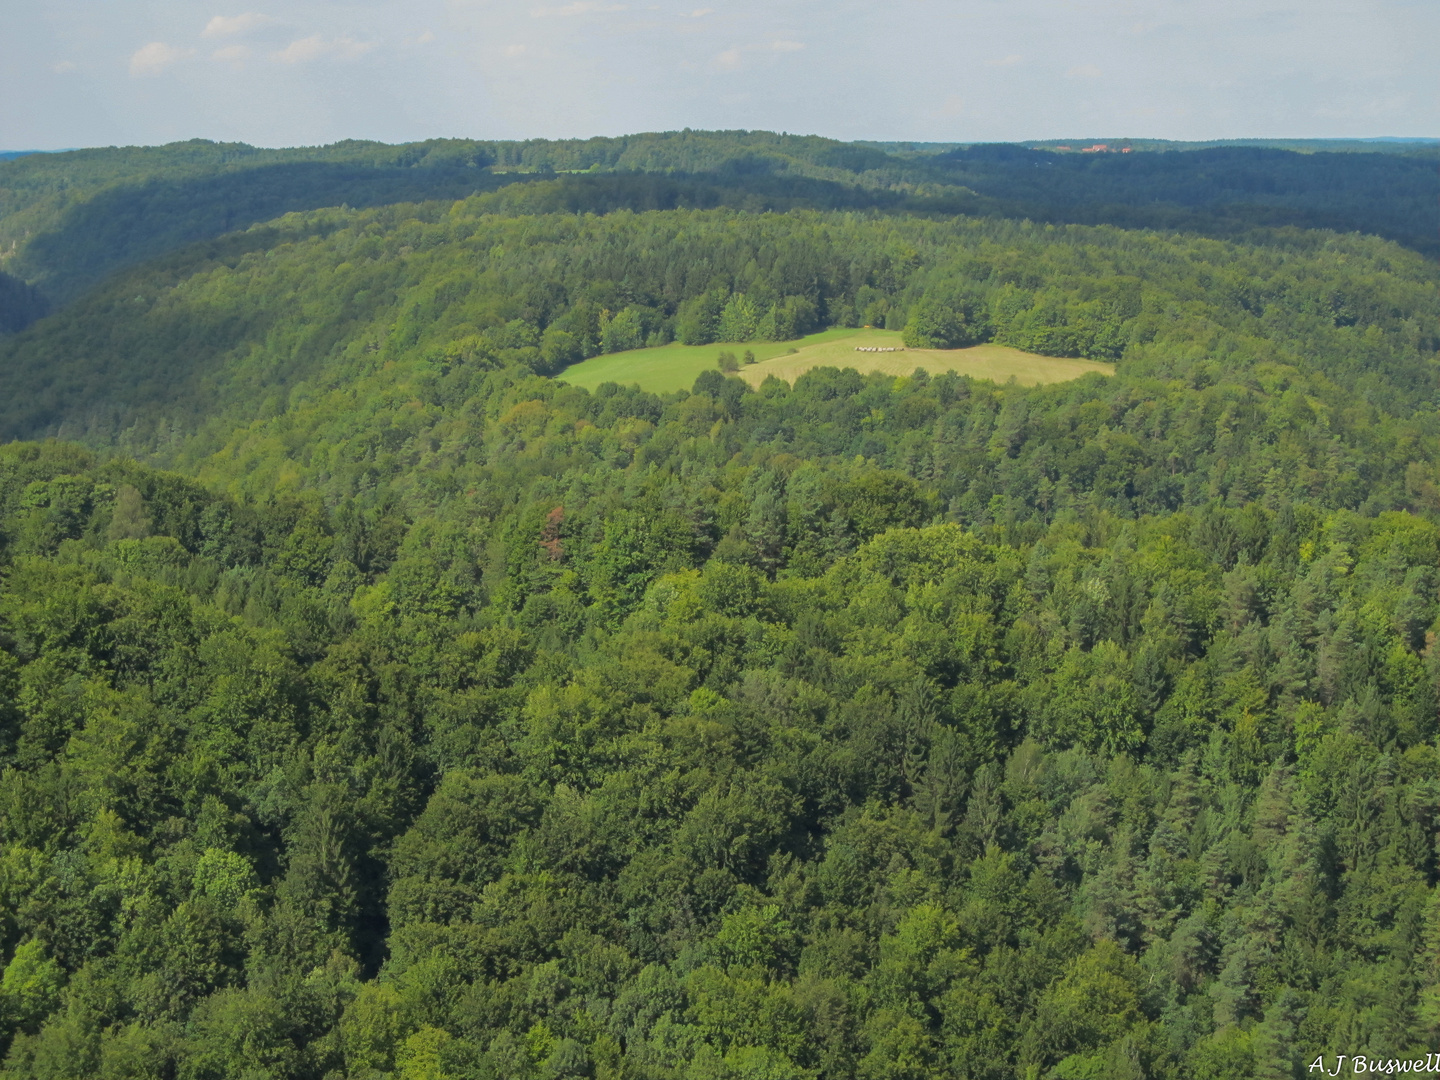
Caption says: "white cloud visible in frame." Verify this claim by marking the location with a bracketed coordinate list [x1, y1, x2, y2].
[505, 43, 527, 56]
[273, 35, 326, 63]
[418, 30, 436, 44]
[332, 38, 377, 60]
[272, 36, 376, 63]
[768, 40, 804, 52]
[53, 60, 77, 74]
[715, 47, 742, 70]
[685, 7, 713, 16]
[212, 44, 250, 63]
[202, 13, 273, 39]
[1067, 63, 1103, 79]
[986, 53, 1022, 67]
[129, 42, 194, 76]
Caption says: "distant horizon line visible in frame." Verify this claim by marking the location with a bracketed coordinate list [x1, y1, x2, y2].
[2, 133, 1438, 157]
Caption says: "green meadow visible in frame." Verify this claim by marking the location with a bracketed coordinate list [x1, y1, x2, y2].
[556, 327, 857, 392]
[558, 327, 1112, 394]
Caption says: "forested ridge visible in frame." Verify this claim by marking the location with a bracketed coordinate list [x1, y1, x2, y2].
[0, 132, 933, 313]
[2, 131, 1440, 1079]
[931, 145, 1440, 259]
[3, 188, 1437, 457]
[1, 130, 1435, 332]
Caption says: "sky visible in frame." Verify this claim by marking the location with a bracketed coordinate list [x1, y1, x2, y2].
[2, 0, 1437, 150]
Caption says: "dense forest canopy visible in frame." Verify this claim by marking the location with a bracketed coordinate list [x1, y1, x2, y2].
[1, 129, 1440, 1079]
[932, 145, 1440, 259]
[0, 131, 929, 309]
[1, 131, 1435, 330]
[1021, 138, 1440, 155]
[0, 273, 47, 337]
[2, 187, 1436, 459]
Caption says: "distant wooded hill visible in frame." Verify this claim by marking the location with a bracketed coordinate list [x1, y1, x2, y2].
[932, 144, 1440, 258]
[0, 131, 1435, 336]
[1024, 137, 1440, 153]
[2, 181, 1436, 476]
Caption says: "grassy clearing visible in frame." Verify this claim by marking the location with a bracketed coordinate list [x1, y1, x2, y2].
[557, 328, 1112, 394]
[557, 328, 857, 393]
[738, 329, 1114, 387]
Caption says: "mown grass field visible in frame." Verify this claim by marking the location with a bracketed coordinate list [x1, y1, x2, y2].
[556, 328, 855, 392]
[558, 328, 1112, 394]
[739, 329, 1114, 387]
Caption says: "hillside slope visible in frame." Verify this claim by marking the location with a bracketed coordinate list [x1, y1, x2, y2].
[5, 328, 1440, 1077]
[0, 133, 945, 314]
[1, 193, 1435, 470]
[1, 132, 1435, 337]
[3, 136, 1440, 1080]
[934, 144, 1440, 258]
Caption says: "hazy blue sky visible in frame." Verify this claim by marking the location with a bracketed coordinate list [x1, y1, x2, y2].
[3, 0, 1436, 149]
